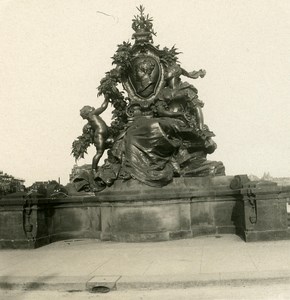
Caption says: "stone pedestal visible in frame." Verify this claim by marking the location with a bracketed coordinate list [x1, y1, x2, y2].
[1, 176, 290, 248]
[233, 178, 290, 241]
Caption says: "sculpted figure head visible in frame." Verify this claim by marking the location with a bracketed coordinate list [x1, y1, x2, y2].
[80, 106, 94, 119]
[135, 59, 155, 81]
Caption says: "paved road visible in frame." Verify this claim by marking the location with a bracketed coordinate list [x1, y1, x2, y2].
[2, 235, 290, 297]
[1, 283, 290, 300]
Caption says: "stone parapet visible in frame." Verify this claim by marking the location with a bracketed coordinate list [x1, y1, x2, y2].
[1, 176, 290, 248]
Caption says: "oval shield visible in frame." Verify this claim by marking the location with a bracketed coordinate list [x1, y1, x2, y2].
[129, 56, 160, 98]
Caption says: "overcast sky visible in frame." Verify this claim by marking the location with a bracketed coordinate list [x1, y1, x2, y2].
[1, 0, 290, 185]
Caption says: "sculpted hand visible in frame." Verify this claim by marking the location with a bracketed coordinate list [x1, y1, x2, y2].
[83, 123, 92, 134]
[198, 69, 206, 78]
[186, 69, 206, 79]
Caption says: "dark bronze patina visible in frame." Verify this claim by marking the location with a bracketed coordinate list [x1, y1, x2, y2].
[71, 5, 225, 191]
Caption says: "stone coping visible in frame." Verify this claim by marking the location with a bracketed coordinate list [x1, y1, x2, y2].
[2, 176, 290, 206]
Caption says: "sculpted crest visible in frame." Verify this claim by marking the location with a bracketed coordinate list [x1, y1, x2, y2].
[124, 46, 164, 102]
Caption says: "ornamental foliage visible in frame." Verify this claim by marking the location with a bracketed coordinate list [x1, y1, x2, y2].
[71, 133, 92, 161]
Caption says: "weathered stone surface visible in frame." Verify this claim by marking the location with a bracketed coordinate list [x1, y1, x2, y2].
[230, 178, 290, 242]
[1, 176, 290, 248]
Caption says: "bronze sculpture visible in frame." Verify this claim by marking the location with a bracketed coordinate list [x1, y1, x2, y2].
[79, 97, 110, 175]
[72, 5, 225, 191]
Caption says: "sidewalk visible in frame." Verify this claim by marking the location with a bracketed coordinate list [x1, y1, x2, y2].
[1, 234, 290, 292]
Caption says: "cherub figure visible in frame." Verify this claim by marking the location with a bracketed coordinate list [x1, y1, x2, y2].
[165, 64, 206, 131]
[80, 97, 109, 174]
[157, 63, 216, 152]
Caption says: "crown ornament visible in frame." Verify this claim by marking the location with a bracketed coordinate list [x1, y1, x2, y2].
[132, 5, 156, 44]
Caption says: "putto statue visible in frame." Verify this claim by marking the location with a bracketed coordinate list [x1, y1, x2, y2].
[79, 97, 110, 175]
[71, 5, 225, 192]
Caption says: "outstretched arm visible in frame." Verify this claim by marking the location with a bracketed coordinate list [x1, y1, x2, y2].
[181, 68, 206, 79]
[93, 97, 109, 116]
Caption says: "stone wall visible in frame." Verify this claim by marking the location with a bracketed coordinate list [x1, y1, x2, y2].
[1, 176, 289, 248]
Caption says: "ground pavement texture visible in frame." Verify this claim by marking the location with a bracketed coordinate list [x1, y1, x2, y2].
[1, 235, 290, 294]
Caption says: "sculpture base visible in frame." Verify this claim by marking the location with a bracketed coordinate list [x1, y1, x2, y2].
[1, 176, 290, 248]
